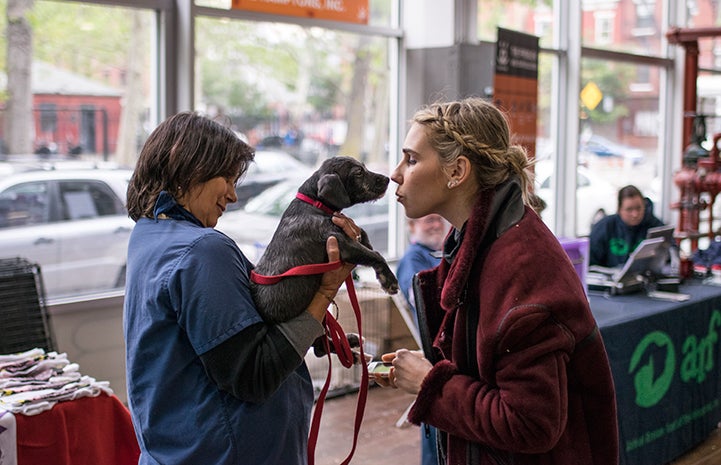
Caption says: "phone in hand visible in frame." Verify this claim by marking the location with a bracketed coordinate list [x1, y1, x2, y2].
[367, 361, 392, 377]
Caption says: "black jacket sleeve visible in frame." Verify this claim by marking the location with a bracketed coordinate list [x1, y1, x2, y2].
[199, 322, 303, 403]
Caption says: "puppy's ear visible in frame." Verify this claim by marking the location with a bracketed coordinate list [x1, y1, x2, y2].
[317, 173, 351, 209]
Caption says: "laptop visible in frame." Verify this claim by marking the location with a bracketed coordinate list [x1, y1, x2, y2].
[646, 224, 675, 243]
[587, 237, 667, 294]
[646, 224, 678, 276]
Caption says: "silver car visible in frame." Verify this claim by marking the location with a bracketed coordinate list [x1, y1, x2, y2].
[0, 166, 134, 299]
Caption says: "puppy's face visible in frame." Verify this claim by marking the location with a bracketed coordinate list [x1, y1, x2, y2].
[314, 156, 389, 210]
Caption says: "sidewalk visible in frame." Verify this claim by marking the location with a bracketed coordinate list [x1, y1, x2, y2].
[314, 384, 721, 465]
[314, 385, 420, 465]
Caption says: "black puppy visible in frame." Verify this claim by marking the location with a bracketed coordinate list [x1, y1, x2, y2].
[250, 156, 399, 324]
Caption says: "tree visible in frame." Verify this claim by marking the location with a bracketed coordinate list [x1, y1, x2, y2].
[581, 59, 632, 125]
[115, 10, 147, 167]
[338, 36, 371, 160]
[5, 0, 34, 155]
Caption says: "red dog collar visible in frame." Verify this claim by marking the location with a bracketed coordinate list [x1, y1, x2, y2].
[295, 192, 336, 215]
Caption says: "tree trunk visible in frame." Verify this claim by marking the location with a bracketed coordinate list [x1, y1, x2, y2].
[115, 10, 146, 167]
[369, 66, 389, 167]
[5, 0, 35, 155]
[338, 36, 371, 161]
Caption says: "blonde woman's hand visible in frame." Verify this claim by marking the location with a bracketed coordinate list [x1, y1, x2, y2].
[371, 349, 431, 395]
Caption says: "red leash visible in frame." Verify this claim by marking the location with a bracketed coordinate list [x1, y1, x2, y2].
[250, 261, 369, 465]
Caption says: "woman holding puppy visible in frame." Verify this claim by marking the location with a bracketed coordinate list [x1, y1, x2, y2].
[124, 112, 357, 465]
[377, 98, 619, 465]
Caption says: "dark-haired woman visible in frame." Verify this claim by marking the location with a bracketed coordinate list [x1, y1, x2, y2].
[124, 112, 356, 465]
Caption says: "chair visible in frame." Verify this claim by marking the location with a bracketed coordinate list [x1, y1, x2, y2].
[0, 257, 56, 355]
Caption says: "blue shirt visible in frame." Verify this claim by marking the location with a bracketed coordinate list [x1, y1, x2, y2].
[397, 242, 442, 314]
[124, 192, 314, 465]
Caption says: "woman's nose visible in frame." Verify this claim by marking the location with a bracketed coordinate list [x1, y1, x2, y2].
[227, 184, 238, 202]
[390, 164, 402, 184]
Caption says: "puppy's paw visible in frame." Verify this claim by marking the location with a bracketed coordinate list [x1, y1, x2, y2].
[378, 272, 399, 295]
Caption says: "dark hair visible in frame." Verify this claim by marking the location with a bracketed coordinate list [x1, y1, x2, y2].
[617, 185, 643, 211]
[126, 112, 254, 221]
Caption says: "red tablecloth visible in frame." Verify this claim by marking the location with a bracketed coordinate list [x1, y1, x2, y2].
[15, 394, 139, 465]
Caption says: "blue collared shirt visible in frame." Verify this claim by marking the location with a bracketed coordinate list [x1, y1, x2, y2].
[124, 191, 314, 465]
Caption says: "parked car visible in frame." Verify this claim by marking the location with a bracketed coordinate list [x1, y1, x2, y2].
[230, 150, 313, 209]
[0, 167, 134, 299]
[535, 160, 618, 236]
[217, 175, 390, 263]
[579, 134, 645, 166]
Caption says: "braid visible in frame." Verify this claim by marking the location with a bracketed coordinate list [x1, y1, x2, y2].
[435, 106, 495, 159]
[414, 97, 533, 202]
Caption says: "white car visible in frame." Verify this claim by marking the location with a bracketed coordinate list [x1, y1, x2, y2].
[0, 166, 134, 299]
[231, 150, 313, 208]
[535, 160, 617, 237]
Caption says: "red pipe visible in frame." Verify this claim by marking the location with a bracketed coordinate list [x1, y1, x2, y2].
[667, 28, 721, 249]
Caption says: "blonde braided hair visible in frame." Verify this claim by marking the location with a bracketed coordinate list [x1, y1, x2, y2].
[412, 97, 533, 203]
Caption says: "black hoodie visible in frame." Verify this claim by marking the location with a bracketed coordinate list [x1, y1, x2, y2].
[589, 197, 664, 267]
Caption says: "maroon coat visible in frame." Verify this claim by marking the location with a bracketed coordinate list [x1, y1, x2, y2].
[410, 180, 619, 465]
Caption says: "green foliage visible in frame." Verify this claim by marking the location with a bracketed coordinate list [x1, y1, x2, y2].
[195, 17, 369, 123]
[581, 59, 633, 123]
[199, 56, 272, 131]
[28, 1, 137, 82]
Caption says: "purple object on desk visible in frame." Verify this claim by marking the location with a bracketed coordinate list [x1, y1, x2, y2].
[558, 237, 590, 292]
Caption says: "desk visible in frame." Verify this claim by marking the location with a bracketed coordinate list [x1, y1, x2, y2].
[9, 394, 139, 465]
[590, 282, 721, 465]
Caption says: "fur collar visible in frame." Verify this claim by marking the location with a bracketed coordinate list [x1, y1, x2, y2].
[440, 177, 525, 310]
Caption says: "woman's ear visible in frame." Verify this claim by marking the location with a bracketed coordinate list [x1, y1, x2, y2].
[447, 155, 472, 187]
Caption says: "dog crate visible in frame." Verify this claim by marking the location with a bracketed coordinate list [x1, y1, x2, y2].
[0, 257, 56, 355]
[305, 280, 418, 398]
[334, 281, 419, 357]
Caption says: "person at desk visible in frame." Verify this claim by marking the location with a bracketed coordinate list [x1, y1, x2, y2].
[589, 184, 664, 267]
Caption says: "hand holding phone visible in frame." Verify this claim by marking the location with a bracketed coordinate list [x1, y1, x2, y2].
[367, 361, 392, 378]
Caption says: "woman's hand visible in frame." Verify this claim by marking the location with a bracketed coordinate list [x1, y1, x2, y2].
[332, 212, 363, 242]
[372, 349, 432, 395]
[307, 236, 356, 321]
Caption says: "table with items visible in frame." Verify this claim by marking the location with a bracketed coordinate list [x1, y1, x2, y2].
[589, 281, 721, 465]
[0, 349, 139, 465]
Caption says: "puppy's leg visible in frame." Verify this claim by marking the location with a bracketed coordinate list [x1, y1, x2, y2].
[333, 234, 399, 294]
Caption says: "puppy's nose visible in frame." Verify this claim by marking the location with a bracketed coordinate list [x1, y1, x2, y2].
[375, 175, 390, 189]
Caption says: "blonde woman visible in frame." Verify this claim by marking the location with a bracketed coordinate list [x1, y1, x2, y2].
[376, 98, 619, 465]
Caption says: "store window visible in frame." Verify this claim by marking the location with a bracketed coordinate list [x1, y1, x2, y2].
[0, 1, 157, 298]
[195, 10, 396, 260]
[1, 1, 157, 162]
[578, 57, 661, 235]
